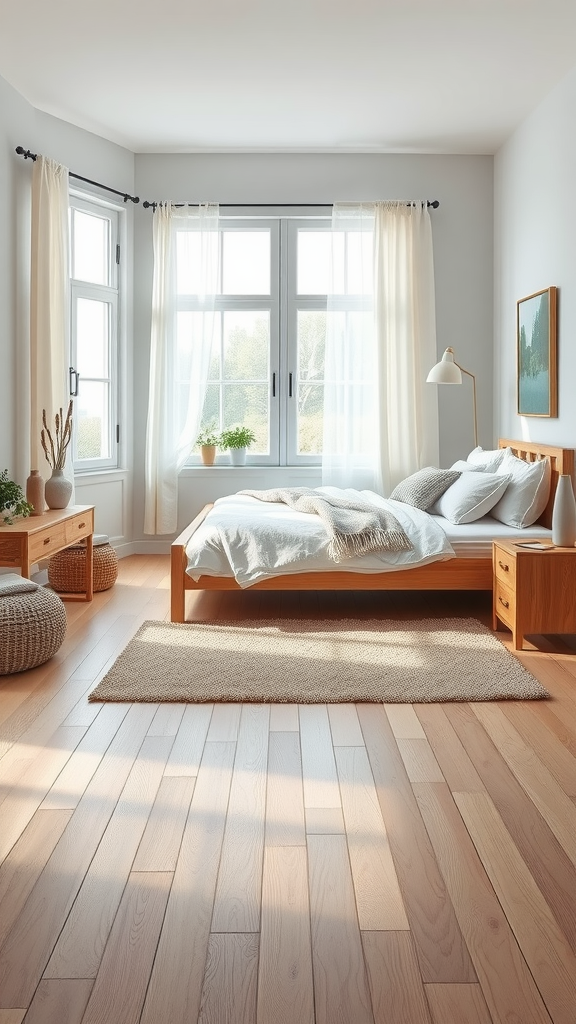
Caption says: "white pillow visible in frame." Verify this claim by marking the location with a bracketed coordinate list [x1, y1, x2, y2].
[450, 459, 480, 472]
[431, 471, 510, 525]
[466, 446, 507, 473]
[490, 450, 551, 528]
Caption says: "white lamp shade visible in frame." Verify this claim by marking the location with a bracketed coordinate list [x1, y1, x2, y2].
[426, 347, 462, 385]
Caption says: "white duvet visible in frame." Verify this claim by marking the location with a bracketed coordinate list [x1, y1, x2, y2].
[185, 487, 455, 588]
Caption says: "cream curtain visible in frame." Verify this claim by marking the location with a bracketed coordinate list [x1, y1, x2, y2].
[322, 201, 438, 495]
[144, 203, 220, 534]
[30, 156, 70, 474]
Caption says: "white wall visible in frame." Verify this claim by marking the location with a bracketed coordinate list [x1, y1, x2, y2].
[132, 153, 494, 546]
[0, 74, 135, 548]
[494, 65, 576, 448]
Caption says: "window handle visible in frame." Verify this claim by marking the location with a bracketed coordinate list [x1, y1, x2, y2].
[69, 366, 80, 397]
[272, 372, 276, 398]
[289, 372, 293, 398]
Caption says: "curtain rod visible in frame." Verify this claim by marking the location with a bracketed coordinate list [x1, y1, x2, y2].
[142, 199, 440, 212]
[15, 146, 140, 204]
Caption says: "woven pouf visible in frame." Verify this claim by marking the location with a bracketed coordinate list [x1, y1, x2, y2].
[0, 576, 67, 675]
[48, 534, 118, 594]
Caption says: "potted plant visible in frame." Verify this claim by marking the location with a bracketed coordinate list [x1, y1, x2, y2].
[0, 470, 33, 525]
[219, 426, 256, 466]
[41, 401, 74, 509]
[196, 423, 220, 466]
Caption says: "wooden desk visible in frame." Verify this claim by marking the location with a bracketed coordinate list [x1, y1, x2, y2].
[0, 505, 95, 601]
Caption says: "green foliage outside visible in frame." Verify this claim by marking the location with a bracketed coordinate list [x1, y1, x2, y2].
[76, 417, 102, 460]
[0, 470, 32, 524]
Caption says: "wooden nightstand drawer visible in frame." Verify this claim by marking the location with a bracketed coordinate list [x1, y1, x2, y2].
[494, 547, 516, 589]
[28, 523, 68, 563]
[494, 578, 515, 628]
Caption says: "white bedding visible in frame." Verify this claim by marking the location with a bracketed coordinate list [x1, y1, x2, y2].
[185, 488, 455, 587]
[432, 514, 552, 556]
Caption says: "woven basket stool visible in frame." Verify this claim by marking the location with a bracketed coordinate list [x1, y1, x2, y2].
[48, 534, 118, 594]
[0, 576, 67, 675]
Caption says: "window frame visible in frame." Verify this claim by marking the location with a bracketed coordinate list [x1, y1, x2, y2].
[69, 192, 122, 473]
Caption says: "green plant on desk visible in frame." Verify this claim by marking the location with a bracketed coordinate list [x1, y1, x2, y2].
[0, 470, 33, 525]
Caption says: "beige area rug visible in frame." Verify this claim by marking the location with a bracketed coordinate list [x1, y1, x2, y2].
[88, 617, 548, 703]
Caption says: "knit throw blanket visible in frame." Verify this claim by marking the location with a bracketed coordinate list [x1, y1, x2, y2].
[240, 487, 413, 563]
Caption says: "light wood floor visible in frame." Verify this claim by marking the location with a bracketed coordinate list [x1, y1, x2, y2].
[1, 555, 576, 1024]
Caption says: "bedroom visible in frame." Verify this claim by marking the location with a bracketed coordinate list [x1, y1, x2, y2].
[2, 2, 576, 1022]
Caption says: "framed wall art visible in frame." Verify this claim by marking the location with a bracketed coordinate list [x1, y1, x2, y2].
[517, 286, 557, 417]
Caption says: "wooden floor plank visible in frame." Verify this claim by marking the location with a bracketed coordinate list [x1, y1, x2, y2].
[472, 703, 576, 868]
[40, 703, 129, 810]
[199, 934, 259, 1024]
[299, 704, 340, 809]
[396, 738, 445, 784]
[335, 745, 409, 930]
[305, 806, 345, 834]
[80, 872, 172, 1024]
[413, 781, 553, 1024]
[0, 702, 158, 1008]
[269, 704, 299, 731]
[500, 701, 576, 797]
[358, 704, 476, 984]
[413, 704, 484, 793]
[133, 776, 196, 871]
[20, 980, 92, 1024]
[0, 809, 72, 949]
[212, 704, 270, 932]
[425, 983, 493, 1024]
[385, 705, 426, 739]
[164, 703, 213, 776]
[327, 704, 364, 746]
[147, 702, 186, 737]
[307, 834, 374, 1024]
[257, 846, 314, 1024]
[0, 1012, 26, 1024]
[265, 731, 306, 847]
[362, 931, 432, 1024]
[207, 703, 242, 742]
[44, 734, 172, 979]
[140, 740, 236, 1024]
[455, 789, 576, 1024]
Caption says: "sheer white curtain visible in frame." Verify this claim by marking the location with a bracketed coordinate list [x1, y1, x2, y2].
[144, 203, 219, 535]
[30, 156, 70, 475]
[374, 201, 439, 495]
[322, 201, 438, 495]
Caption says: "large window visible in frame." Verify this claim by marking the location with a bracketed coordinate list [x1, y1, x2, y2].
[189, 216, 372, 466]
[69, 195, 121, 471]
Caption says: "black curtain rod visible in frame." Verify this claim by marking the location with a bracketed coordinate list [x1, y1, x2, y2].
[142, 199, 440, 212]
[15, 147, 140, 205]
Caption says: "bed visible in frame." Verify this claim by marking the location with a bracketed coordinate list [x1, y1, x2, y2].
[170, 439, 574, 621]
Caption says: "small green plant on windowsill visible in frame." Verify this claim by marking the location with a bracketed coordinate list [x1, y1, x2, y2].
[0, 470, 33, 525]
[219, 426, 256, 466]
[196, 423, 221, 466]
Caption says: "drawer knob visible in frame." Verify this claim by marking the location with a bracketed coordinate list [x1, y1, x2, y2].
[43, 537, 51, 546]
[78, 522, 86, 529]
[498, 596, 510, 610]
[498, 560, 509, 572]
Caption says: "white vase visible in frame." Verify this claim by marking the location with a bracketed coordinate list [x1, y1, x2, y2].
[230, 447, 247, 466]
[45, 469, 73, 510]
[552, 474, 576, 547]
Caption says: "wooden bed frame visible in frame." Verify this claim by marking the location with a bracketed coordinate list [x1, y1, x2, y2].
[170, 439, 574, 622]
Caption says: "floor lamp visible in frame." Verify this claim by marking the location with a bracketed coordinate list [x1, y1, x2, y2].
[426, 347, 478, 448]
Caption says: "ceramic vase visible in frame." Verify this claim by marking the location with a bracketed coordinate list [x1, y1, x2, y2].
[229, 447, 246, 466]
[26, 470, 45, 515]
[552, 474, 576, 547]
[45, 469, 73, 510]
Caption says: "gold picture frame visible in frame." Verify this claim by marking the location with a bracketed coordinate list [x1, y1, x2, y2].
[517, 286, 557, 417]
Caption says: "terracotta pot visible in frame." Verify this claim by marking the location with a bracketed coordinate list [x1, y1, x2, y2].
[200, 445, 216, 466]
[26, 470, 45, 515]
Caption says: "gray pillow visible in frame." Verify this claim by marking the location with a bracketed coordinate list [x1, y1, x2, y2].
[390, 467, 461, 510]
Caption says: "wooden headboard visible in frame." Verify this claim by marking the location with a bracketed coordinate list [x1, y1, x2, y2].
[498, 438, 575, 529]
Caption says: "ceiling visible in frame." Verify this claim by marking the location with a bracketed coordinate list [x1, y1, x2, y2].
[2, 0, 576, 154]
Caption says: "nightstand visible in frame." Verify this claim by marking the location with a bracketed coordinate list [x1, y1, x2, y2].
[493, 538, 576, 650]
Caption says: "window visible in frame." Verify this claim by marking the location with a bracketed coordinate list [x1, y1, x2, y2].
[188, 215, 372, 466]
[69, 195, 121, 471]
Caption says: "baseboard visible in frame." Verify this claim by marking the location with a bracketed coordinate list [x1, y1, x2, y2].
[115, 540, 171, 557]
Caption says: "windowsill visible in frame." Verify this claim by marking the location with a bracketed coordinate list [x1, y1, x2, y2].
[74, 468, 127, 482]
[180, 464, 321, 476]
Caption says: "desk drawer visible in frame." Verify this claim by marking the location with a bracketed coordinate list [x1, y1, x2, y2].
[494, 548, 517, 589]
[28, 523, 68, 563]
[65, 512, 93, 545]
[494, 578, 515, 628]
